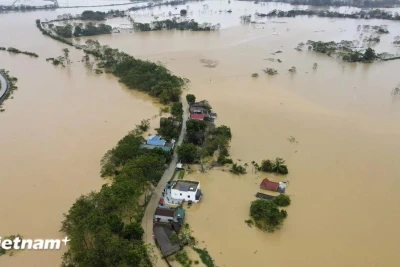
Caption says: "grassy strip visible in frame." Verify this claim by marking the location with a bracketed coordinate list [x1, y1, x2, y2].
[192, 247, 215, 267]
[178, 169, 185, 179]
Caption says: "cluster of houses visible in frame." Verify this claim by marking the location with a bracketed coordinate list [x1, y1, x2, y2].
[189, 100, 217, 121]
[153, 179, 202, 257]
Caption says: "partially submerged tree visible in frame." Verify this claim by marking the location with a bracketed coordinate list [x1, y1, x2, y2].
[273, 194, 291, 207]
[250, 199, 287, 232]
[258, 158, 288, 175]
[263, 68, 278, 75]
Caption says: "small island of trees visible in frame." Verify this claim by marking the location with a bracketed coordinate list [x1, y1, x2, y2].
[249, 196, 290, 232]
[305, 40, 400, 62]
[133, 18, 221, 32]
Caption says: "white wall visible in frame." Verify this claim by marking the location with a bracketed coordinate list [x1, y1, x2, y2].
[171, 188, 200, 203]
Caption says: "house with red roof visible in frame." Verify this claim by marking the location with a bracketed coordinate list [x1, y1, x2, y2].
[189, 113, 205, 121]
[260, 178, 286, 193]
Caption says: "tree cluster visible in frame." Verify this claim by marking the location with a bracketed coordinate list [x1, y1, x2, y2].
[258, 158, 289, 175]
[81, 10, 107, 21]
[157, 117, 181, 142]
[307, 40, 380, 62]
[134, 18, 221, 32]
[259, 8, 400, 21]
[53, 22, 112, 38]
[100, 130, 170, 178]
[62, 130, 169, 266]
[250, 199, 287, 232]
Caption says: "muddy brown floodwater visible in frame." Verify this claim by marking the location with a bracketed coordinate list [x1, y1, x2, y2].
[1, 1, 400, 266]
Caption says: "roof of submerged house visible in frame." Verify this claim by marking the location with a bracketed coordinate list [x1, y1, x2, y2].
[260, 178, 279, 191]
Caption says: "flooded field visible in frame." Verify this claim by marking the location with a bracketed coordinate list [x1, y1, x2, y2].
[1, 0, 400, 266]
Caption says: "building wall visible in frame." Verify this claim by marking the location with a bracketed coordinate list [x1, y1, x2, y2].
[154, 214, 174, 223]
[171, 188, 201, 203]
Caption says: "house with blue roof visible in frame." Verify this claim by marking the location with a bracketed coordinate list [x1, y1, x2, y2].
[146, 135, 166, 146]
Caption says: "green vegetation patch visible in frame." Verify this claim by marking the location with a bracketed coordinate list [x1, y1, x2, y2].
[193, 247, 215, 267]
[250, 199, 288, 232]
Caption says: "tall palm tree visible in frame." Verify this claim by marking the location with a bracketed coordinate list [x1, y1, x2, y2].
[271, 158, 288, 175]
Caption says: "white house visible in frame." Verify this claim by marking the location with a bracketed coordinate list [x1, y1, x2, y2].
[170, 180, 202, 203]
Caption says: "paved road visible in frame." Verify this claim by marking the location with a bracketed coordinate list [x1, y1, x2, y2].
[142, 99, 189, 266]
[0, 72, 8, 102]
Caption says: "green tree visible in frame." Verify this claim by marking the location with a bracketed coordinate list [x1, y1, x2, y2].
[121, 222, 144, 240]
[259, 159, 274, 172]
[273, 194, 291, 207]
[171, 102, 183, 118]
[186, 94, 196, 104]
[250, 199, 287, 232]
[177, 143, 199, 163]
[271, 157, 289, 175]
[230, 163, 246, 174]
[214, 125, 232, 139]
[363, 47, 376, 61]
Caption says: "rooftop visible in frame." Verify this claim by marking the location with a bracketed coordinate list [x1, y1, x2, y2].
[153, 227, 180, 257]
[172, 180, 199, 192]
[154, 207, 175, 217]
[190, 113, 205, 120]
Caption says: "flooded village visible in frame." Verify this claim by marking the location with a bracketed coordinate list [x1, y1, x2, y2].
[1, 0, 400, 267]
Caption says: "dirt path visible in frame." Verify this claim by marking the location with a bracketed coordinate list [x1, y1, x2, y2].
[142, 98, 188, 267]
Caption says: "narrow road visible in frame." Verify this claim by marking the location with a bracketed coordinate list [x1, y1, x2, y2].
[0, 72, 8, 102]
[142, 99, 188, 266]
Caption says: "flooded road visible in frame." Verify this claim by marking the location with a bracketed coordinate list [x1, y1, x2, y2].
[1, 1, 400, 266]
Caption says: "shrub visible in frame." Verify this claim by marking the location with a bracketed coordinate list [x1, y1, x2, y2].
[273, 194, 291, 207]
[177, 143, 199, 163]
[230, 163, 246, 174]
[137, 119, 150, 131]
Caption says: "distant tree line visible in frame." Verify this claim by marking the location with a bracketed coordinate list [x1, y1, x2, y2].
[128, 0, 189, 11]
[257, 8, 400, 21]
[133, 18, 221, 32]
[0, 47, 38, 58]
[0, 5, 56, 13]
[51, 22, 112, 38]
[81, 10, 107, 20]
[240, 0, 399, 8]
